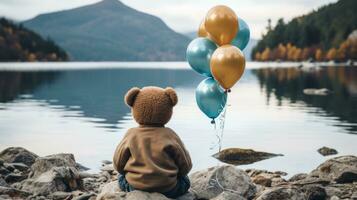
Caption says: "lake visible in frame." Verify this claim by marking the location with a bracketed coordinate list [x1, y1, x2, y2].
[0, 62, 356, 177]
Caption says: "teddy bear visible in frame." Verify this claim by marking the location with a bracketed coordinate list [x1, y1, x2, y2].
[113, 86, 192, 199]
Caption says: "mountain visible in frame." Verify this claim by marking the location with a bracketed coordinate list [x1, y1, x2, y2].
[252, 0, 357, 61]
[23, 0, 190, 61]
[0, 18, 68, 61]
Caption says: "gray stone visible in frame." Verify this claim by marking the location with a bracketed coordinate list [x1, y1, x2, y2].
[0, 167, 10, 176]
[301, 184, 326, 200]
[7, 163, 30, 172]
[48, 191, 73, 200]
[101, 164, 115, 174]
[19, 166, 82, 195]
[0, 147, 38, 166]
[74, 192, 96, 200]
[213, 148, 283, 165]
[318, 146, 338, 156]
[102, 160, 113, 165]
[211, 191, 246, 200]
[0, 177, 8, 187]
[77, 163, 90, 171]
[189, 165, 256, 199]
[309, 155, 357, 183]
[16, 153, 82, 195]
[0, 186, 31, 198]
[176, 191, 196, 200]
[4, 173, 27, 184]
[255, 186, 306, 200]
[29, 153, 78, 178]
[96, 182, 170, 200]
[289, 173, 308, 182]
[303, 88, 331, 96]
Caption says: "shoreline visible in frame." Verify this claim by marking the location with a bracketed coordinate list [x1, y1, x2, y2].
[0, 61, 355, 72]
[0, 147, 356, 200]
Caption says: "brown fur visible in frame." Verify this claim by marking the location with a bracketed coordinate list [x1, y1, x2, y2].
[124, 86, 178, 126]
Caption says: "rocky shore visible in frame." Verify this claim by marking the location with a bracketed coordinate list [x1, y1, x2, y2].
[0, 147, 356, 200]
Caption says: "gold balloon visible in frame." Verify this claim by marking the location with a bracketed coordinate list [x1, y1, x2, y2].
[204, 5, 239, 46]
[210, 45, 245, 89]
[198, 20, 209, 37]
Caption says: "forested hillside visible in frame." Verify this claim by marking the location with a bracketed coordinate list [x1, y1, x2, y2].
[252, 0, 357, 62]
[0, 18, 68, 62]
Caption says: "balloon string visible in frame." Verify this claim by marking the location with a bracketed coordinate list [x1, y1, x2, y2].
[210, 94, 228, 152]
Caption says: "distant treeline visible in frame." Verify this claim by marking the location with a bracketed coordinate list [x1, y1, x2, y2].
[252, 0, 357, 62]
[0, 18, 68, 61]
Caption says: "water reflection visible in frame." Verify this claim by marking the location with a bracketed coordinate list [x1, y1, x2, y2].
[253, 66, 357, 134]
[0, 69, 203, 130]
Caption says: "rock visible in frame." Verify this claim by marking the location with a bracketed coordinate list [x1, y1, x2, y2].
[212, 148, 283, 165]
[19, 166, 82, 195]
[74, 192, 96, 200]
[0, 167, 10, 176]
[0, 177, 8, 187]
[0, 147, 38, 166]
[0, 159, 4, 166]
[211, 191, 246, 200]
[325, 183, 357, 199]
[330, 196, 340, 200]
[289, 173, 308, 182]
[6, 163, 29, 172]
[48, 191, 72, 200]
[16, 153, 83, 195]
[101, 164, 115, 174]
[102, 160, 113, 165]
[80, 172, 100, 179]
[96, 182, 170, 200]
[309, 155, 357, 183]
[0, 186, 31, 198]
[77, 163, 90, 171]
[29, 153, 78, 177]
[189, 165, 256, 199]
[4, 173, 27, 184]
[255, 186, 306, 200]
[303, 88, 331, 96]
[176, 191, 196, 200]
[252, 175, 272, 187]
[317, 146, 338, 156]
[301, 184, 326, 200]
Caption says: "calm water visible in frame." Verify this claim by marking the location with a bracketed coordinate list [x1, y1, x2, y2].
[0, 62, 356, 176]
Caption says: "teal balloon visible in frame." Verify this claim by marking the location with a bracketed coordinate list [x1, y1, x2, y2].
[196, 78, 227, 119]
[232, 18, 250, 50]
[186, 38, 217, 77]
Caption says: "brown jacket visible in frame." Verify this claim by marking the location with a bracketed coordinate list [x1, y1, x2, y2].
[113, 125, 192, 192]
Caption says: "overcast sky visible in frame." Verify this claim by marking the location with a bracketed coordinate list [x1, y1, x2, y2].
[0, 0, 337, 39]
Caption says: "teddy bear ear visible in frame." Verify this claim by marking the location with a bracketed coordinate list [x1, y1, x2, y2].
[125, 87, 140, 107]
[165, 87, 178, 106]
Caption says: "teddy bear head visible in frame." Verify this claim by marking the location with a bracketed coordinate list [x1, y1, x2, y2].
[124, 86, 178, 126]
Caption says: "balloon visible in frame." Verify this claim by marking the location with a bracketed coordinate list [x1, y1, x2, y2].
[198, 20, 209, 38]
[210, 45, 245, 89]
[196, 77, 227, 119]
[186, 38, 217, 77]
[232, 18, 250, 50]
[204, 5, 238, 46]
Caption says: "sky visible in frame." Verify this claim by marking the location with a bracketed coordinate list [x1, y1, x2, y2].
[0, 0, 338, 39]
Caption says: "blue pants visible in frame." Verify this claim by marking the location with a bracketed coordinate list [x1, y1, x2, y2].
[118, 174, 190, 199]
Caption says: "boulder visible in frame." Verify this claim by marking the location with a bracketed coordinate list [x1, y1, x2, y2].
[303, 88, 331, 96]
[16, 153, 82, 195]
[212, 148, 283, 165]
[189, 165, 256, 199]
[29, 153, 77, 177]
[96, 181, 170, 200]
[309, 155, 357, 183]
[301, 184, 326, 200]
[210, 191, 246, 200]
[4, 173, 27, 184]
[0, 186, 31, 199]
[289, 173, 308, 182]
[19, 166, 82, 195]
[255, 186, 306, 200]
[0, 147, 38, 166]
[317, 146, 338, 156]
[0, 177, 8, 187]
[246, 169, 287, 187]
[325, 183, 357, 199]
